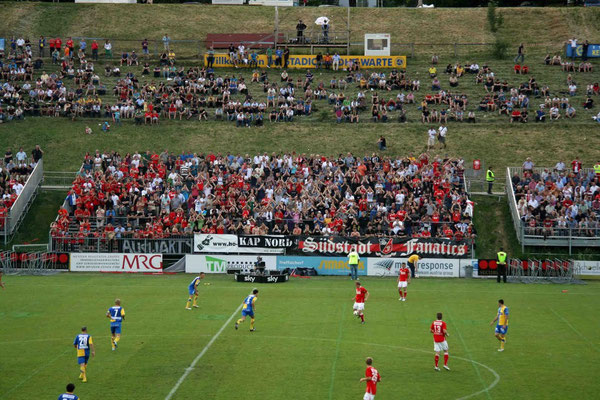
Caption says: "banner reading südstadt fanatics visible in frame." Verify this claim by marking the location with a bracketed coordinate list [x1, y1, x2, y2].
[293, 236, 471, 258]
[185, 254, 277, 274]
[276, 256, 367, 276]
[366, 258, 459, 277]
[70, 253, 163, 272]
[205, 54, 407, 69]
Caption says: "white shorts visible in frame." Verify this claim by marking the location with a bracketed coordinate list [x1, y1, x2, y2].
[434, 340, 448, 353]
[398, 281, 407, 288]
[363, 393, 375, 400]
[353, 302, 365, 311]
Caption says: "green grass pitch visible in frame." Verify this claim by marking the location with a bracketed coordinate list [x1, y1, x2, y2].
[0, 274, 598, 399]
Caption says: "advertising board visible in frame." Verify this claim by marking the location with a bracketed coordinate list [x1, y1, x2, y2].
[185, 254, 276, 274]
[367, 258, 459, 278]
[70, 253, 163, 272]
[276, 256, 367, 276]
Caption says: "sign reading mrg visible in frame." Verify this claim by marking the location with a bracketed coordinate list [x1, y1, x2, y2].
[294, 236, 470, 258]
[70, 253, 163, 272]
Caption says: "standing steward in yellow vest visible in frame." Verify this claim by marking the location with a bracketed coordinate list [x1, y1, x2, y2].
[486, 167, 495, 195]
[594, 162, 600, 178]
[348, 250, 360, 280]
[497, 247, 507, 283]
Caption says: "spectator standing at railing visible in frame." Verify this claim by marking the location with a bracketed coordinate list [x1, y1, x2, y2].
[31, 145, 43, 164]
[162, 34, 170, 51]
[79, 38, 87, 55]
[571, 157, 582, 175]
[16, 148, 27, 164]
[104, 40, 112, 59]
[91, 40, 99, 61]
[142, 38, 149, 57]
[38, 36, 45, 57]
[594, 161, 600, 178]
[283, 47, 290, 68]
[522, 157, 534, 174]
[296, 20, 307, 44]
[486, 166, 495, 195]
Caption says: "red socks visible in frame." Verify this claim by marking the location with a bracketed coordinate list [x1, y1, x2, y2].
[360, 314, 365, 322]
[404, 292, 407, 299]
[435, 354, 439, 367]
[444, 354, 449, 366]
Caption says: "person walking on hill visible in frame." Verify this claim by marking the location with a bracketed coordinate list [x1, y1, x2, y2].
[486, 166, 495, 195]
[514, 43, 524, 64]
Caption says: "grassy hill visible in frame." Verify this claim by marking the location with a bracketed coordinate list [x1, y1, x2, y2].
[1, 4, 600, 56]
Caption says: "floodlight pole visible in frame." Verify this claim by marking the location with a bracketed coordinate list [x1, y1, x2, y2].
[274, 6, 279, 49]
[347, 5, 350, 55]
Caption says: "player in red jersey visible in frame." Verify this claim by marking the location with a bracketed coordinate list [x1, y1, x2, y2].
[353, 281, 369, 324]
[359, 357, 380, 400]
[397, 262, 410, 301]
[430, 312, 450, 371]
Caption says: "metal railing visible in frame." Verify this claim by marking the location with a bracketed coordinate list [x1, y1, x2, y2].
[1, 159, 44, 244]
[506, 166, 600, 254]
[1, 33, 567, 61]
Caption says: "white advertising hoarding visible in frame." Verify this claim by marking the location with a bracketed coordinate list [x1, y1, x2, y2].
[367, 258, 459, 277]
[574, 261, 600, 277]
[194, 234, 283, 254]
[185, 254, 277, 274]
[70, 253, 163, 272]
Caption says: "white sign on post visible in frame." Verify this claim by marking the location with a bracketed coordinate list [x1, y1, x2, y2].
[364, 34, 391, 56]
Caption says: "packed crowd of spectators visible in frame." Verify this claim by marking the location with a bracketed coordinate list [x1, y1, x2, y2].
[1, 34, 598, 125]
[51, 150, 476, 250]
[0, 145, 44, 227]
[511, 157, 600, 238]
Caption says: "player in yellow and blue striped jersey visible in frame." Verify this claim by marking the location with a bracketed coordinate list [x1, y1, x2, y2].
[235, 289, 259, 332]
[490, 299, 509, 352]
[73, 327, 95, 383]
[106, 299, 125, 351]
[186, 273, 205, 310]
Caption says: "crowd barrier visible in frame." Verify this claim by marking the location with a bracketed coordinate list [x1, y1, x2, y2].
[4, 250, 597, 279]
[51, 234, 474, 258]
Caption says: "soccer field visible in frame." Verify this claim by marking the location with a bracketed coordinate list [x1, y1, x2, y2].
[0, 274, 598, 400]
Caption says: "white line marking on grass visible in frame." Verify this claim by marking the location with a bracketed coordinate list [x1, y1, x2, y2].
[250, 335, 500, 400]
[551, 308, 600, 353]
[446, 312, 493, 400]
[164, 304, 242, 400]
[1, 349, 69, 399]
[327, 304, 346, 400]
[0, 333, 214, 346]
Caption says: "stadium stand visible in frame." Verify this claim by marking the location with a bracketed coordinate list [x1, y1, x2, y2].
[0, 147, 44, 242]
[50, 151, 476, 252]
[509, 159, 600, 239]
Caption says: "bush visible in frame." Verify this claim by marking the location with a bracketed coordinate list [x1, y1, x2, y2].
[492, 38, 509, 59]
[487, 1, 504, 33]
